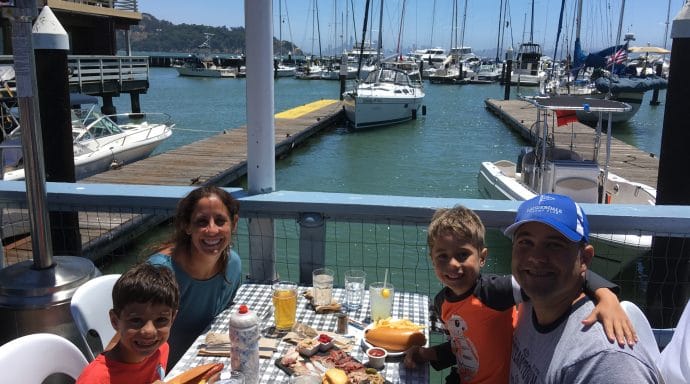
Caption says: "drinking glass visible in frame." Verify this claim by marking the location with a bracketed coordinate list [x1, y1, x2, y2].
[369, 282, 394, 321]
[312, 268, 334, 306]
[272, 281, 298, 331]
[344, 269, 366, 311]
[218, 370, 245, 384]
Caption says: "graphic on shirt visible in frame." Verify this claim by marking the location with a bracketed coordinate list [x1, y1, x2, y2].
[447, 314, 479, 382]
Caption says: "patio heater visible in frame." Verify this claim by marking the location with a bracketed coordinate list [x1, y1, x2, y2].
[0, 1, 96, 350]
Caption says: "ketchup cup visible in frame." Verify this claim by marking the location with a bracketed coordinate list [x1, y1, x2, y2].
[366, 347, 388, 369]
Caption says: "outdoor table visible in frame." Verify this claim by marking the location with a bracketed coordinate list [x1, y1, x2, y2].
[166, 283, 430, 383]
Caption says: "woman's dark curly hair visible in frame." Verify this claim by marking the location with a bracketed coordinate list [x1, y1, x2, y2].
[170, 186, 240, 279]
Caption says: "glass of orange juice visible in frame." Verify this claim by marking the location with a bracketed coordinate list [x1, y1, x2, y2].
[272, 281, 298, 331]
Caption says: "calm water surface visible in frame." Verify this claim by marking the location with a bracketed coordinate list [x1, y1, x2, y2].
[109, 67, 665, 281]
[115, 68, 665, 197]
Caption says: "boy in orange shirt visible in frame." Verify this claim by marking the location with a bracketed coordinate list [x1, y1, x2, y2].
[404, 205, 634, 383]
[77, 263, 180, 384]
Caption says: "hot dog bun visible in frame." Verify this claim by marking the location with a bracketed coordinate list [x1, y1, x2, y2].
[364, 326, 426, 352]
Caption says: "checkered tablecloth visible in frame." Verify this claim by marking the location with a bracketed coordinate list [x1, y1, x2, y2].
[166, 283, 430, 383]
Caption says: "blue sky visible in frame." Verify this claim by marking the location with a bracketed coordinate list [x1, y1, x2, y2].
[139, 0, 682, 57]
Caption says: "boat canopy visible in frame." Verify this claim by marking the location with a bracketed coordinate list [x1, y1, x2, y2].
[69, 93, 98, 107]
[525, 95, 631, 112]
[594, 76, 668, 94]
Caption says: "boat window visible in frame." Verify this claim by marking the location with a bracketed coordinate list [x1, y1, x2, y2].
[88, 115, 123, 139]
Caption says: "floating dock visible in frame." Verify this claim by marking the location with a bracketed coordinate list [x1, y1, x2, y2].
[3, 100, 345, 265]
[485, 98, 659, 188]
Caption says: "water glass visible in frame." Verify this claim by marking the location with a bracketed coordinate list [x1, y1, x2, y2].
[312, 268, 334, 306]
[369, 282, 394, 321]
[218, 370, 245, 384]
[344, 269, 366, 311]
[272, 281, 298, 331]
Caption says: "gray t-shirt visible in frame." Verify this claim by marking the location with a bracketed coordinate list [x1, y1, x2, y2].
[510, 297, 660, 384]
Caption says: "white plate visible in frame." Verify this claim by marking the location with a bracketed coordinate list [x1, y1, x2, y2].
[360, 323, 407, 357]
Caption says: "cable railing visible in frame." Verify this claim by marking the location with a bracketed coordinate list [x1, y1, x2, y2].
[0, 182, 689, 329]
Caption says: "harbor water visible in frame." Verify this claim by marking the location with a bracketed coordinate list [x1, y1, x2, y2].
[106, 67, 666, 381]
[108, 67, 665, 285]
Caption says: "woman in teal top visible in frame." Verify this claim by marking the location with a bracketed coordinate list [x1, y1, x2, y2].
[148, 186, 242, 368]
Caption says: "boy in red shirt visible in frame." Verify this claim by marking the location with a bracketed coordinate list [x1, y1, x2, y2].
[77, 263, 180, 384]
[404, 205, 635, 383]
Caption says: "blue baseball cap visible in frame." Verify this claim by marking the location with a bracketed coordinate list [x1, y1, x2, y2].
[504, 194, 589, 243]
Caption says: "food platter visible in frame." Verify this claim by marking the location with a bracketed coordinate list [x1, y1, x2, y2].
[361, 324, 406, 357]
[276, 346, 389, 384]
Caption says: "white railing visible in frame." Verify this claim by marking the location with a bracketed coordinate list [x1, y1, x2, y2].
[0, 55, 149, 89]
[68, 55, 149, 88]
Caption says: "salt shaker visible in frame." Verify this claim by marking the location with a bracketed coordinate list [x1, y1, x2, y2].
[229, 304, 259, 384]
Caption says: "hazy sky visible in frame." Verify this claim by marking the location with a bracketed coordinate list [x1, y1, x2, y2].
[139, 0, 682, 57]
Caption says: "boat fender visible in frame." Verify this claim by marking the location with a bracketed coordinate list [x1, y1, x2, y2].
[412, 109, 417, 120]
[422, 105, 427, 115]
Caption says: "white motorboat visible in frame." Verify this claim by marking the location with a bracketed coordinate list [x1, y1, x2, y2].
[175, 33, 237, 78]
[477, 95, 655, 278]
[175, 56, 237, 78]
[342, 62, 425, 129]
[511, 42, 547, 86]
[275, 64, 296, 78]
[2, 97, 174, 181]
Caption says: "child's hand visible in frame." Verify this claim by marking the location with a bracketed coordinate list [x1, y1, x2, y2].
[404, 346, 434, 369]
[584, 288, 637, 347]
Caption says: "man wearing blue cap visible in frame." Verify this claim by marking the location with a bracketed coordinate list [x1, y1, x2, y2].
[505, 194, 660, 383]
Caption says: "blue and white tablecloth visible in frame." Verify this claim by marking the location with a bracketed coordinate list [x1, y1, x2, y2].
[166, 283, 430, 383]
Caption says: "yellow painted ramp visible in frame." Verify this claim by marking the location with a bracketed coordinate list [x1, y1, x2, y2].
[275, 99, 339, 119]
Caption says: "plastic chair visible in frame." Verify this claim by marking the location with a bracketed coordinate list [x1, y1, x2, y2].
[620, 301, 661, 361]
[0, 333, 88, 382]
[657, 300, 690, 383]
[70, 273, 120, 360]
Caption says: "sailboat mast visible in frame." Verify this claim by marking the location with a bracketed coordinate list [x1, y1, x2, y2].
[575, 0, 582, 41]
[495, 0, 504, 62]
[530, 0, 534, 43]
[459, 0, 468, 59]
[356, 0, 371, 79]
[376, 0, 384, 59]
[279, 0, 282, 58]
[663, 0, 671, 49]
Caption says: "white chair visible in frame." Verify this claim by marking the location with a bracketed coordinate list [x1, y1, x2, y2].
[620, 301, 661, 363]
[0, 333, 88, 382]
[70, 273, 121, 360]
[657, 300, 690, 383]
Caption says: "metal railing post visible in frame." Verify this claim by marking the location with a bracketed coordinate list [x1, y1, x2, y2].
[298, 213, 325, 285]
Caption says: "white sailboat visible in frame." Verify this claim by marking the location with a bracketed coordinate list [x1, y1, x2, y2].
[477, 95, 656, 278]
[342, 0, 425, 129]
[343, 62, 425, 129]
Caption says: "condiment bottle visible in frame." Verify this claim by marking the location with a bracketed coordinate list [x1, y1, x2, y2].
[228, 304, 259, 384]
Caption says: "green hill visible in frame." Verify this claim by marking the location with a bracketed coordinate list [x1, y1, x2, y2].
[121, 13, 301, 55]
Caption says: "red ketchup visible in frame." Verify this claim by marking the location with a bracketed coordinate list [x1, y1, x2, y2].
[368, 348, 386, 357]
[317, 334, 332, 343]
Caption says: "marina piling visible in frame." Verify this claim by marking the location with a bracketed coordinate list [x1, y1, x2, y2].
[34, 5, 82, 256]
[647, 1, 690, 328]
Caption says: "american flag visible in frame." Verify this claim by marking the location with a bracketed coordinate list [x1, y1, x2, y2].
[606, 48, 627, 66]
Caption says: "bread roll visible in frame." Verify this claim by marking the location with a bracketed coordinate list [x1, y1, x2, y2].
[322, 368, 349, 384]
[364, 326, 426, 352]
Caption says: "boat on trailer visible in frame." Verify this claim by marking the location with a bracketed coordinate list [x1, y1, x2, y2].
[477, 95, 656, 278]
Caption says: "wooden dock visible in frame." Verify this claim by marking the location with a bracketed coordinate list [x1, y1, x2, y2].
[83, 99, 344, 186]
[485, 98, 659, 188]
[2, 100, 345, 266]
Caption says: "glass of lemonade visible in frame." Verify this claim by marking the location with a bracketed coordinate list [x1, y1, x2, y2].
[312, 268, 334, 306]
[369, 282, 394, 321]
[272, 281, 298, 331]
